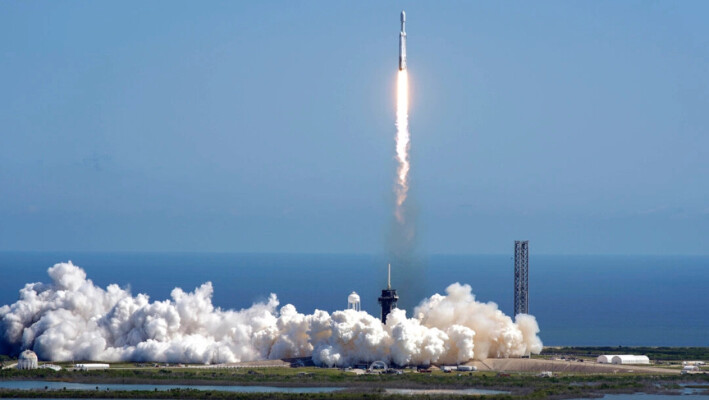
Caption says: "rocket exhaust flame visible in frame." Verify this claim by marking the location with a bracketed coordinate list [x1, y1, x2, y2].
[395, 69, 410, 223]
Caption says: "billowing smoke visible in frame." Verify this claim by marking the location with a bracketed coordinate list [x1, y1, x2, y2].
[0, 262, 542, 365]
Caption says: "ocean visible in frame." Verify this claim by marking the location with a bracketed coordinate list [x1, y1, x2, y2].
[0, 252, 707, 347]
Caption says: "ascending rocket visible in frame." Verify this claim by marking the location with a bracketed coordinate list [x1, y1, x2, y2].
[399, 11, 407, 71]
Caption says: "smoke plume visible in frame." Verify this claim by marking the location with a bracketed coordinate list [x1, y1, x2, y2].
[388, 68, 425, 310]
[395, 69, 411, 225]
[0, 262, 542, 365]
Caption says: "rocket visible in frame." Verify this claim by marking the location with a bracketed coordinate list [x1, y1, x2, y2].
[399, 11, 407, 71]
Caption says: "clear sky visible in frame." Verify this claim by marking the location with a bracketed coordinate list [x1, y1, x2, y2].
[1, 1, 707, 255]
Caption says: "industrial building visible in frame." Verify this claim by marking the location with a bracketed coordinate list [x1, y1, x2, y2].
[597, 355, 650, 365]
[611, 355, 650, 364]
[513, 240, 529, 316]
[17, 350, 38, 370]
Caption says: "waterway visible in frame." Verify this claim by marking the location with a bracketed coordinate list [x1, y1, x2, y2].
[0, 380, 342, 393]
[386, 388, 507, 395]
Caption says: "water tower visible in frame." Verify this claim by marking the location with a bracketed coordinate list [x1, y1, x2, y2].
[347, 291, 361, 311]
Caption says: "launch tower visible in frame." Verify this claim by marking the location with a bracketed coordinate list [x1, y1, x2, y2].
[513, 240, 529, 316]
[378, 264, 399, 323]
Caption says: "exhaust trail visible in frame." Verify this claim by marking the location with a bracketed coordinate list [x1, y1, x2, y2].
[395, 68, 410, 224]
[390, 11, 421, 311]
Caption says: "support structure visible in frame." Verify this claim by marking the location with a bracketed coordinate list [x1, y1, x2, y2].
[378, 264, 399, 323]
[347, 292, 361, 312]
[513, 240, 529, 316]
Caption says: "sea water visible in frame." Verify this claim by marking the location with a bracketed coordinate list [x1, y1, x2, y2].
[1, 252, 707, 346]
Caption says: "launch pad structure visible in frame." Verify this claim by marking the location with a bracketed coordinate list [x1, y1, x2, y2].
[513, 240, 529, 316]
[378, 264, 399, 323]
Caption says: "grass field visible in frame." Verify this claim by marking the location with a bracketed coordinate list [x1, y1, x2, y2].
[1, 347, 708, 399]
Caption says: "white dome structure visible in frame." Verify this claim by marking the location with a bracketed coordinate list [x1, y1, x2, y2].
[611, 355, 650, 365]
[17, 350, 38, 370]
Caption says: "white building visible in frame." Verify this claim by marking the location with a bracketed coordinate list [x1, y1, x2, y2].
[683, 361, 706, 366]
[39, 364, 62, 371]
[611, 355, 650, 365]
[598, 354, 650, 365]
[17, 350, 38, 370]
[597, 355, 614, 364]
[74, 363, 110, 370]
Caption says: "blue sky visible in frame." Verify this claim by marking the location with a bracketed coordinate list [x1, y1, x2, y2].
[1, 1, 707, 254]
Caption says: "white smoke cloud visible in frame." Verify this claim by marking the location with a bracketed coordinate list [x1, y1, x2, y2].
[0, 262, 542, 365]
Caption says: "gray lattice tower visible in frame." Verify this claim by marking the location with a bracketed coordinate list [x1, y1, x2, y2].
[513, 240, 529, 316]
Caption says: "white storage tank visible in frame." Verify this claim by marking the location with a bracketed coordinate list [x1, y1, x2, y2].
[17, 350, 38, 370]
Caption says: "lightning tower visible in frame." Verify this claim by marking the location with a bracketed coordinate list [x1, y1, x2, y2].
[513, 240, 529, 316]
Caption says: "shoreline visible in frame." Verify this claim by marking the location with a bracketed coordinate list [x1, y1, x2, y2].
[1, 372, 708, 399]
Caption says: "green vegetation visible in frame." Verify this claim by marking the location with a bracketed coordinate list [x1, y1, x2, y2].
[2, 350, 708, 399]
[0, 375, 699, 400]
[541, 346, 709, 361]
[0, 355, 13, 369]
[0, 390, 509, 400]
[1, 366, 708, 399]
